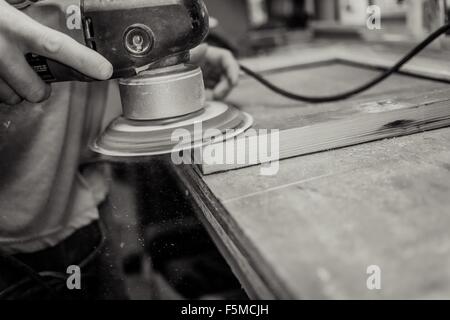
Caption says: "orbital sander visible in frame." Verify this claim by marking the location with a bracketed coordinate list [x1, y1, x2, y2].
[19, 0, 253, 157]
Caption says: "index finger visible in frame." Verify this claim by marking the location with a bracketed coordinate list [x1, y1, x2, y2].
[18, 14, 113, 80]
[218, 50, 240, 86]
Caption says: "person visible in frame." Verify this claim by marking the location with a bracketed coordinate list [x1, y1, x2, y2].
[0, 0, 240, 299]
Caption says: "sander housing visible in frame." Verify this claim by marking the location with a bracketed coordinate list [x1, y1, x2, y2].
[17, 0, 253, 157]
[19, 0, 209, 81]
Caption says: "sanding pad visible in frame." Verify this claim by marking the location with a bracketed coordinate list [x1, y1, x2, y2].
[91, 102, 253, 158]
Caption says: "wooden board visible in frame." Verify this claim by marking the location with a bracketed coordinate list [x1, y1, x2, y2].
[197, 62, 450, 174]
[171, 163, 279, 299]
[166, 42, 450, 299]
[172, 127, 450, 299]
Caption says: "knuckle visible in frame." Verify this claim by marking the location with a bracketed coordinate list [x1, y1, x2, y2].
[38, 32, 63, 54]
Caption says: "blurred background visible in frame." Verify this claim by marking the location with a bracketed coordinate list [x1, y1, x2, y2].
[205, 0, 450, 55]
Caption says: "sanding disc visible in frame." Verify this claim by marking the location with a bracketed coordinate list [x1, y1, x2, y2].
[91, 102, 253, 158]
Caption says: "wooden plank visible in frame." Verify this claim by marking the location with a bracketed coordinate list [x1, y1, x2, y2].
[198, 62, 450, 174]
[170, 44, 450, 300]
[176, 127, 450, 299]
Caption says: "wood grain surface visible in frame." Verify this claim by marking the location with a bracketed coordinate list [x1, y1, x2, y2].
[174, 127, 450, 299]
[199, 62, 450, 174]
[170, 45, 450, 299]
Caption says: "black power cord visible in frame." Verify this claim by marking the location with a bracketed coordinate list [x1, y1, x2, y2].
[239, 23, 450, 103]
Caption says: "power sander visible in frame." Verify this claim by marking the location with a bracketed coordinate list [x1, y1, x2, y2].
[17, 0, 253, 157]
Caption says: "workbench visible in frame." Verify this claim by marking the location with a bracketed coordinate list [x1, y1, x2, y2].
[168, 43, 450, 299]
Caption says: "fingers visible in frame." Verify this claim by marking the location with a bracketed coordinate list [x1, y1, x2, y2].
[190, 44, 209, 65]
[191, 45, 241, 100]
[0, 3, 49, 104]
[218, 49, 240, 87]
[213, 75, 233, 100]
[8, 6, 113, 80]
[21, 23, 113, 80]
[206, 47, 240, 99]
[0, 44, 50, 103]
[0, 3, 113, 105]
[0, 78, 21, 105]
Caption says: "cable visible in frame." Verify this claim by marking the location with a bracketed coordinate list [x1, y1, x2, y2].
[0, 253, 57, 299]
[0, 223, 105, 299]
[239, 23, 450, 103]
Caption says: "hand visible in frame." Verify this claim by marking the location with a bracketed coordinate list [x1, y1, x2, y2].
[0, 0, 113, 105]
[190, 44, 240, 100]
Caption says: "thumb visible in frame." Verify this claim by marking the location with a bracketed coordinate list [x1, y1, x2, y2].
[190, 44, 209, 65]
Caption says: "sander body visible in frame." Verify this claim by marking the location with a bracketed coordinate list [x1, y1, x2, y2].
[19, 0, 209, 81]
[17, 0, 253, 158]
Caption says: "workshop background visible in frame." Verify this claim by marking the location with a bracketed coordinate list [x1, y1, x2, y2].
[96, 0, 450, 300]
